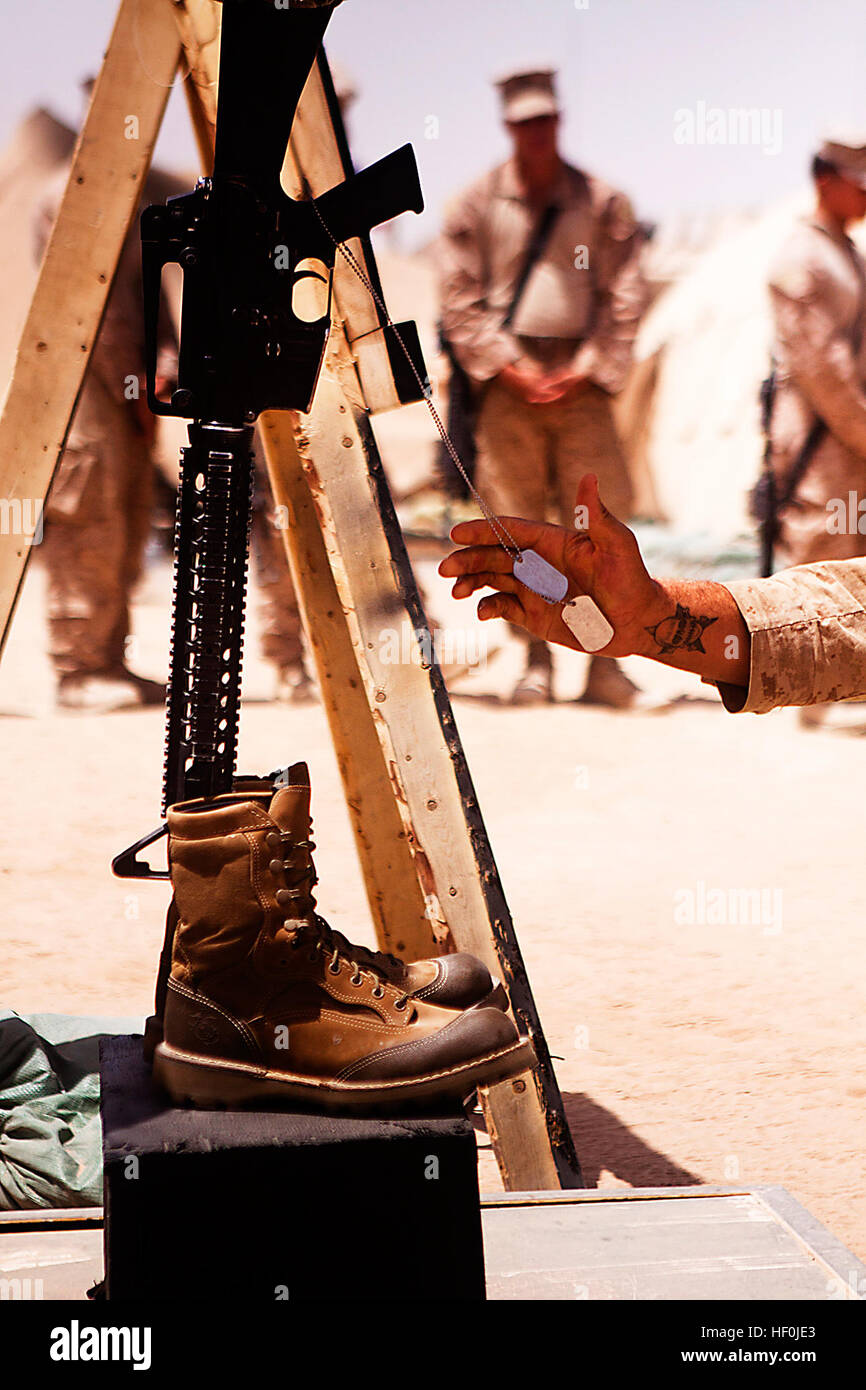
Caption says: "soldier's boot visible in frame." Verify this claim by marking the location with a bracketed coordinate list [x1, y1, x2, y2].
[153, 766, 533, 1111]
[57, 667, 166, 713]
[142, 776, 277, 1064]
[510, 638, 553, 706]
[142, 767, 508, 1064]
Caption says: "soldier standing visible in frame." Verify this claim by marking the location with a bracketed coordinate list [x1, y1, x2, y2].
[766, 136, 866, 726]
[438, 66, 648, 706]
[35, 81, 317, 710]
[34, 147, 180, 712]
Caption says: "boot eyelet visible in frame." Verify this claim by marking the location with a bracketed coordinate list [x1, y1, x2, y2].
[328, 962, 341, 975]
[269, 858, 284, 875]
[266, 832, 281, 849]
[372, 985, 384, 998]
[394, 999, 407, 1011]
[350, 973, 363, 987]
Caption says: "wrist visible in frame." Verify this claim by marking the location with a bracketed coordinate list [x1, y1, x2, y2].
[633, 578, 670, 658]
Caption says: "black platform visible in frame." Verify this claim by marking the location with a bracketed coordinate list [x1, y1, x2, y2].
[100, 1036, 486, 1300]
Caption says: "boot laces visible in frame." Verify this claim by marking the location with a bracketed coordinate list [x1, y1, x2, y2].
[268, 824, 410, 1008]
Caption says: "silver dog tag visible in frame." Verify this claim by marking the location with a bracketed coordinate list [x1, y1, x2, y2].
[561, 595, 615, 652]
[512, 549, 568, 604]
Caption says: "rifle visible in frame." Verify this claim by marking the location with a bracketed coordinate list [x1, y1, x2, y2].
[112, 0, 426, 879]
[751, 365, 826, 579]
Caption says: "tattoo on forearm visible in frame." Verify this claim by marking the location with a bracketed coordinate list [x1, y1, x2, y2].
[645, 604, 718, 655]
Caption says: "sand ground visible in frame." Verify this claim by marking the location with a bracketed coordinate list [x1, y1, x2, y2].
[2, 545, 864, 1266]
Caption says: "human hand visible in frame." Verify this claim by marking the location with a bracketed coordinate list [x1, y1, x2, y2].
[531, 368, 589, 405]
[497, 361, 548, 405]
[439, 472, 662, 657]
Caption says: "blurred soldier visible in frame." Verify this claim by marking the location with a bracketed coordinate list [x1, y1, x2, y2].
[438, 66, 648, 707]
[766, 135, 866, 725]
[34, 81, 181, 712]
[251, 446, 315, 702]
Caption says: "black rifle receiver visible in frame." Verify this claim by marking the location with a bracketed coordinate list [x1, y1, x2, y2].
[142, 6, 423, 421]
[114, 0, 426, 879]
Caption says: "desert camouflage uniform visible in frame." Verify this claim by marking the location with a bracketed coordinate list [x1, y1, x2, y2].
[715, 558, 866, 711]
[438, 157, 646, 524]
[34, 166, 180, 678]
[768, 213, 866, 566]
[251, 447, 305, 672]
[35, 170, 305, 680]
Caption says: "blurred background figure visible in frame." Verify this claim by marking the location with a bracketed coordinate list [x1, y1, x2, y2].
[33, 78, 181, 713]
[28, 69, 357, 712]
[250, 445, 316, 704]
[764, 135, 866, 727]
[437, 65, 649, 708]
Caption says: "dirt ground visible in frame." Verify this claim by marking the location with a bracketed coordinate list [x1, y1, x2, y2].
[2, 545, 865, 1264]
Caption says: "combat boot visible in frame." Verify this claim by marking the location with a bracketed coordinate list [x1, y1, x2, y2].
[143, 767, 507, 1062]
[154, 766, 534, 1111]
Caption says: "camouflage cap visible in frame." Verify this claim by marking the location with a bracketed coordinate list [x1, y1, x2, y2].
[495, 67, 559, 124]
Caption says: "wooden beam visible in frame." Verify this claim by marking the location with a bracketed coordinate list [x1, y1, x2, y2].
[259, 412, 435, 958]
[0, 0, 181, 656]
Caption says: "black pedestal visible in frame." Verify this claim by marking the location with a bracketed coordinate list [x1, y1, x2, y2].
[100, 1036, 486, 1300]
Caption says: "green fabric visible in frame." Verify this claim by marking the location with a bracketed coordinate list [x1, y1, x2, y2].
[0, 1009, 141, 1210]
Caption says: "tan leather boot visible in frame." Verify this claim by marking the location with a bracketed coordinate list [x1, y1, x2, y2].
[153, 765, 534, 1111]
[144, 770, 506, 1063]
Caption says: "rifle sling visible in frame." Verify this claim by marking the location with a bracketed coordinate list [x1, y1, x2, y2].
[502, 200, 561, 329]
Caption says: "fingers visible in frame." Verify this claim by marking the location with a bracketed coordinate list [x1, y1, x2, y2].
[438, 542, 515, 580]
[451, 570, 522, 599]
[476, 591, 526, 624]
[446, 515, 543, 549]
[574, 472, 623, 540]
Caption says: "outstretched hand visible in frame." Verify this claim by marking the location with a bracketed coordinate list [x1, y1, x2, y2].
[438, 473, 662, 659]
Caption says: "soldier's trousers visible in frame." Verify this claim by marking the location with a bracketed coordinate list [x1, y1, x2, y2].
[42, 401, 307, 682]
[251, 453, 305, 673]
[41, 391, 153, 679]
[474, 379, 633, 663]
[474, 378, 633, 529]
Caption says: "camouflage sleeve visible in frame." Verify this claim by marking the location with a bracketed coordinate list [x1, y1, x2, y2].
[712, 559, 866, 712]
[769, 263, 866, 460]
[573, 190, 648, 395]
[437, 186, 521, 384]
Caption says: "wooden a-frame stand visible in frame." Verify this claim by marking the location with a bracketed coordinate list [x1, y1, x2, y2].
[0, 0, 582, 1191]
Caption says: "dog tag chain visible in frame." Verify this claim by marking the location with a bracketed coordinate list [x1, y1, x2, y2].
[312, 203, 610, 635]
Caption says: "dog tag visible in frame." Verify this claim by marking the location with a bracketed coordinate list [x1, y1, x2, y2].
[561, 595, 615, 652]
[512, 549, 568, 603]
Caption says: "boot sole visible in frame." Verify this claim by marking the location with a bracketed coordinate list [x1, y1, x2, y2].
[152, 1036, 537, 1114]
[141, 981, 508, 1063]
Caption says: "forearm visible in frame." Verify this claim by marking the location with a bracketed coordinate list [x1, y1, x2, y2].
[635, 579, 750, 687]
